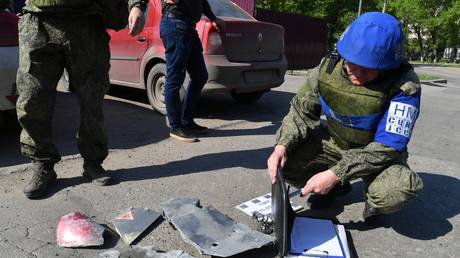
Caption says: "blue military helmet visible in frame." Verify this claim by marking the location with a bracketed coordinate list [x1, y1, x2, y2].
[336, 12, 404, 70]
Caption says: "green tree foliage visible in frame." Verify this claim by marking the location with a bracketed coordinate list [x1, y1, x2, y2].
[256, 0, 379, 49]
[256, 0, 460, 63]
[387, 0, 459, 61]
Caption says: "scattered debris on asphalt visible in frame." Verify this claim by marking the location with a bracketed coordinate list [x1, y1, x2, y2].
[112, 207, 161, 245]
[161, 197, 274, 257]
[235, 191, 303, 234]
[235, 192, 302, 217]
[100, 246, 194, 258]
[252, 211, 274, 234]
[56, 212, 105, 247]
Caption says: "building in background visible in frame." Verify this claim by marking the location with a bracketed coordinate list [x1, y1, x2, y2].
[231, 0, 255, 15]
[230, 0, 327, 70]
[255, 8, 328, 70]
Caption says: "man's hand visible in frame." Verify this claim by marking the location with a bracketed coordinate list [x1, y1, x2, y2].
[164, 0, 175, 3]
[212, 17, 226, 32]
[267, 145, 287, 184]
[128, 6, 146, 36]
[301, 169, 340, 196]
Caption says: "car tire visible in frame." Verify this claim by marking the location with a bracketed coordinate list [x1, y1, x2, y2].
[2, 110, 21, 132]
[59, 69, 71, 92]
[146, 63, 184, 115]
[231, 91, 266, 104]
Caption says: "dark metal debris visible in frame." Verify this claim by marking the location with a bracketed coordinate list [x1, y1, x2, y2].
[100, 246, 194, 258]
[161, 197, 274, 257]
[112, 207, 161, 245]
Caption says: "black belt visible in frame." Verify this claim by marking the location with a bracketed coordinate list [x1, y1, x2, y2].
[162, 12, 196, 28]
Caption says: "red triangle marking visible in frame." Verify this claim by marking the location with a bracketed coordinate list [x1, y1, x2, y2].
[117, 211, 134, 220]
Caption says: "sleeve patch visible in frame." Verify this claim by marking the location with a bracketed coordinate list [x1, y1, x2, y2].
[385, 102, 418, 138]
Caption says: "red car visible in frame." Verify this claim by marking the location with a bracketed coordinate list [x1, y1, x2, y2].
[108, 0, 287, 114]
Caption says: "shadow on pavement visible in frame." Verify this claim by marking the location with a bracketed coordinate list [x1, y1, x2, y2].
[287, 171, 460, 250]
[341, 172, 460, 240]
[0, 90, 169, 168]
[112, 147, 273, 183]
[0, 87, 294, 169]
[221, 243, 278, 258]
[202, 122, 281, 138]
[24, 121, 279, 198]
[196, 89, 294, 123]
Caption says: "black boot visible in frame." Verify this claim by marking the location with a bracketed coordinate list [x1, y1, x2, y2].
[307, 182, 352, 209]
[23, 161, 57, 199]
[363, 202, 384, 224]
[82, 162, 112, 186]
[184, 121, 209, 134]
[169, 127, 198, 143]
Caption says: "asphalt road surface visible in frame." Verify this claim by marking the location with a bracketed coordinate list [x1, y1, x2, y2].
[0, 66, 459, 258]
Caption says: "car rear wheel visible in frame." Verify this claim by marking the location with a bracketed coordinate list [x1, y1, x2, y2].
[1, 110, 21, 132]
[59, 69, 71, 92]
[231, 91, 266, 104]
[146, 63, 184, 115]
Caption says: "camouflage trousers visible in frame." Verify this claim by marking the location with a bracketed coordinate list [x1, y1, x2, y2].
[283, 128, 423, 214]
[16, 13, 111, 164]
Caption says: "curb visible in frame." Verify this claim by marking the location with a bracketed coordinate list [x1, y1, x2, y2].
[421, 79, 447, 84]
[420, 79, 448, 87]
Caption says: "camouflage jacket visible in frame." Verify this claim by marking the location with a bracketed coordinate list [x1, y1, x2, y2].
[275, 61, 421, 183]
[23, 0, 147, 15]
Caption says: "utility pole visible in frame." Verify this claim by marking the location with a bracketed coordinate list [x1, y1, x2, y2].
[383, 0, 388, 13]
[358, 0, 362, 16]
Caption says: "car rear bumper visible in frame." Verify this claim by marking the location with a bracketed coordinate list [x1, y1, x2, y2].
[0, 46, 19, 111]
[203, 54, 287, 93]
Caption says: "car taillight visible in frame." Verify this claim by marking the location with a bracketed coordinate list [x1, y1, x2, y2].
[6, 95, 18, 104]
[204, 22, 224, 55]
[0, 13, 19, 47]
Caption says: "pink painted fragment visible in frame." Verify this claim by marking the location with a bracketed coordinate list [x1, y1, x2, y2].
[56, 212, 105, 247]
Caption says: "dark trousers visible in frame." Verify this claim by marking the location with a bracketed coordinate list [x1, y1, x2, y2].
[159, 17, 208, 129]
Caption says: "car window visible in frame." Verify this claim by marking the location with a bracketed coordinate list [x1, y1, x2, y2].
[144, 4, 149, 20]
[207, 0, 254, 20]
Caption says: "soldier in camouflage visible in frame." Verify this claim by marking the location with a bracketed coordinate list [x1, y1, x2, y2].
[16, 0, 147, 199]
[267, 12, 423, 222]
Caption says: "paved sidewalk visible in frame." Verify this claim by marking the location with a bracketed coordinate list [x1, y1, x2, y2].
[0, 67, 459, 258]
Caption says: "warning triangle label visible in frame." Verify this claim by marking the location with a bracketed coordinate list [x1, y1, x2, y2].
[117, 211, 134, 220]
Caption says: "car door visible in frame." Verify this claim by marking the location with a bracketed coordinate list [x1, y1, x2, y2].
[108, 2, 152, 85]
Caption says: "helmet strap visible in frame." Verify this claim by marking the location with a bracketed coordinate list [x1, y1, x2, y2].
[326, 52, 341, 74]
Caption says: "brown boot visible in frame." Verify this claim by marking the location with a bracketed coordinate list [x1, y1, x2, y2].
[23, 161, 57, 199]
[82, 162, 112, 186]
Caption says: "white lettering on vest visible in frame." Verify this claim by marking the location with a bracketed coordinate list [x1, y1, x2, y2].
[385, 102, 418, 138]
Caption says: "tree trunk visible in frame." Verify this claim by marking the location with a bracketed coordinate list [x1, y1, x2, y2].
[414, 26, 425, 62]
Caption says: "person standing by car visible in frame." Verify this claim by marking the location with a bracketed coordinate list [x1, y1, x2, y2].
[267, 12, 423, 222]
[160, 0, 225, 142]
[16, 0, 147, 199]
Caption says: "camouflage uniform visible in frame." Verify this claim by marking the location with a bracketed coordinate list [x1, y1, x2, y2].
[16, 0, 145, 164]
[276, 59, 423, 214]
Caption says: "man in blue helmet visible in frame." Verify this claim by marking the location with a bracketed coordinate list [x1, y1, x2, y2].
[267, 12, 423, 221]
